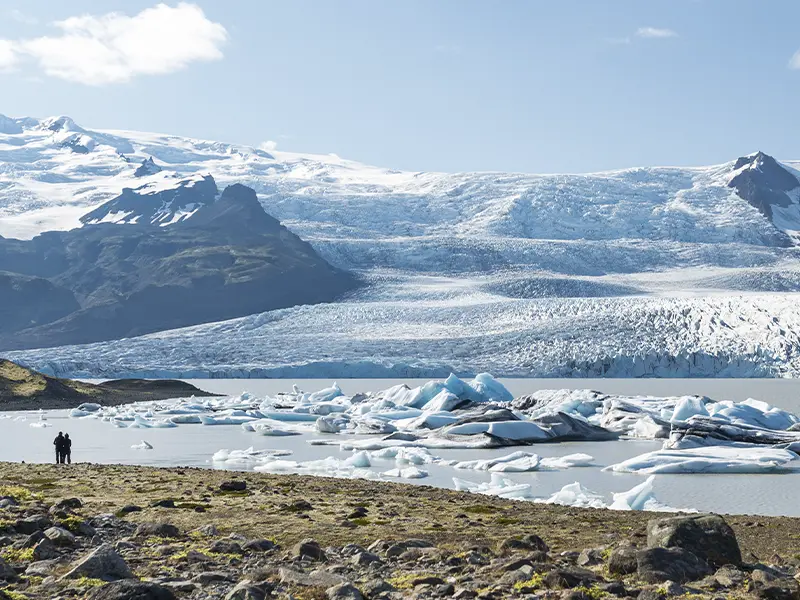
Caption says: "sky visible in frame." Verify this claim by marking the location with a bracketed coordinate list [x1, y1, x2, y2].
[1, 1, 800, 174]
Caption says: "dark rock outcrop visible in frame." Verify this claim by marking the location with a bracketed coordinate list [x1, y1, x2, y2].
[133, 157, 162, 177]
[728, 152, 800, 240]
[0, 177, 359, 350]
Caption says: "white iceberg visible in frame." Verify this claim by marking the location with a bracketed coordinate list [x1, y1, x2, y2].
[606, 446, 798, 474]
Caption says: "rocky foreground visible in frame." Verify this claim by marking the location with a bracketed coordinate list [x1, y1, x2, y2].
[0, 464, 799, 599]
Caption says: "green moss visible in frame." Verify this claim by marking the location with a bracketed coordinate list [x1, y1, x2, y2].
[1, 547, 34, 563]
[0, 485, 41, 502]
[57, 515, 85, 533]
[386, 572, 438, 590]
[349, 517, 370, 526]
[572, 585, 611, 599]
[75, 576, 106, 588]
[513, 573, 546, 593]
[495, 517, 519, 525]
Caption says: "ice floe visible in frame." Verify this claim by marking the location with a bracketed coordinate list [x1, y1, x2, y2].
[606, 446, 799, 475]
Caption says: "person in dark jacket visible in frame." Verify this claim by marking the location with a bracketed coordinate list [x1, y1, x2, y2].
[53, 432, 65, 464]
[64, 433, 72, 464]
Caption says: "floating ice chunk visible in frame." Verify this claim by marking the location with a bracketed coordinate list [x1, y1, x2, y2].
[131, 440, 153, 450]
[130, 415, 177, 428]
[423, 390, 462, 413]
[469, 373, 513, 403]
[454, 451, 540, 472]
[670, 396, 709, 423]
[308, 383, 343, 403]
[212, 447, 293, 465]
[199, 414, 257, 425]
[487, 421, 549, 441]
[316, 416, 342, 433]
[76, 402, 102, 413]
[539, 453, 594, 469]
[536, 482, 606, 509]
[608, 475, 694, 512]
[29, 422, 52, 428]
[606, 445, 798, 474]
[383, 466, 428, 479]
[345, 451, 371, 468]
[250, 422, 299, 436]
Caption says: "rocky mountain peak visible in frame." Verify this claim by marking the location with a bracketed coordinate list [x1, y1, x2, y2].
[728, 151, 800, 229]
[134, 157, 162, 177]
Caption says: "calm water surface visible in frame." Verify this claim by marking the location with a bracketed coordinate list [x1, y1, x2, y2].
[2, 378, 800, 517]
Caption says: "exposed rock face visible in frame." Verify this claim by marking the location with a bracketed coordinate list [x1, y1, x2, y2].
[133, 157, 162, 177]
[646, 514, 742, 568]
[0, 177, 359, 350]
[728, 152, 800, 241]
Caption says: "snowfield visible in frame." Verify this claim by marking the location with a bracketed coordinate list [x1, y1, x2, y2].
[4, 114, 800, 377]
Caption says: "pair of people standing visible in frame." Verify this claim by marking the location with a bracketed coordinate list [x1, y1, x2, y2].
[53, 432, 72, 464]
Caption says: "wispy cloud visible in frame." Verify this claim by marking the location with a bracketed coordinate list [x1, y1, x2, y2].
[259, 140, 278, 151]
[604, 36, 632, 46]
[635, 27, 678, 39]
[8, 9, 38, 25]
[789, 50, 800, 69]
[1, 2, 227, 85]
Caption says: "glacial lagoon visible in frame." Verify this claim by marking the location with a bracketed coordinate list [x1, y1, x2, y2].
[3, 377, 800, 517]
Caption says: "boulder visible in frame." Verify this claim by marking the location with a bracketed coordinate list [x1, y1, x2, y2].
[33, 537, 58, 561]
[118, 505, 142, 515]
[294, 539, 326, 561]
[86, 580, 177, 600]
[385, 539, 434, 558]
[636, 547, 712, 584]
[133, 523, 180, 539]
[45, 526, 76, 547]
[543, 566, 599, 589]
[577, 547, 605, 567]
[15, 515, 52, 534]
[607, 545, 638, 576]
[0, 556, 15, 580]
[54, 498, 83, 511]
[191, 572, 234, 584]
[209, 539, 244, 555]
[646, 514, 741, 568]
[219, 481, 247, 492]
[499, 534, 549, 554]
[714, 565, 746, 588]
[327, 583, 365, 600]
[61, 543, 134, 581]
[224, 581, 272, 600]
[243, 539, 276, 552]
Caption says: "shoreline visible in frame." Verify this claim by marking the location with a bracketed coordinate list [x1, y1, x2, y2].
[1, 462, 799, 598]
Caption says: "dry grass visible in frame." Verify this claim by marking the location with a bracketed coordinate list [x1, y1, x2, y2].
[0, 461, 797, 563]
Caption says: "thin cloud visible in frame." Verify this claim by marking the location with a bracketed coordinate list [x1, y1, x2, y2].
[8, 9, 38, 25]
[4, 2, 227, 85]
[259, 140, 278, 151]
[789, 50, 800, 69]
[604, 37, 632, 46]
[635, 27, 678, 39]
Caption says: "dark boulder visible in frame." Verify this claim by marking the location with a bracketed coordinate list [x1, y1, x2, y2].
[86, 580, 177, 600]
[636, 547, 712, 583]
[646, 514, 741, 568]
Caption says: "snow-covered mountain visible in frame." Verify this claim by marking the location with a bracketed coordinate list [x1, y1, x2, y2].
[4, 114, 800, 377]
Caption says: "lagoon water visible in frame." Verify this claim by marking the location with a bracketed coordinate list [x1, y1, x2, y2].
[3, 378, 800, 517]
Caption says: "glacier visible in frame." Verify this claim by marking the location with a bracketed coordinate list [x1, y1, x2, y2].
[4, 115, 800, 376]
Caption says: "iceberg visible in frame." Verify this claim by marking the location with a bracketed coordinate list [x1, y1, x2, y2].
[536, 482, 606, 509]
[606, 446, 798, 474]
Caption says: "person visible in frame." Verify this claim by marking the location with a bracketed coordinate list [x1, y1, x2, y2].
[53, 432, 65, 464]
[64, 433, 72, 464]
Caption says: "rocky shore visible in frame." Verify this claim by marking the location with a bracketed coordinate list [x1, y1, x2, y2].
[0, 463, 799, 599]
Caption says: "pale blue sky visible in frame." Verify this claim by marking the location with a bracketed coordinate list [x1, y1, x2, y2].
[1, 1, 800, 173]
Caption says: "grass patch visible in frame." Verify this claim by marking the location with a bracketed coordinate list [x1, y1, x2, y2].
[349, 518, 370, 526]
[495, 517, 519, 525]
[2, 547, 34, 563]
[76, 576, 106, 588]
[463, 504, 500, 514]
[513, 573, 546, 593]
[57, 515, 85, 533]
[386, 572, 437, 590]
[0, 485, 41, 502]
